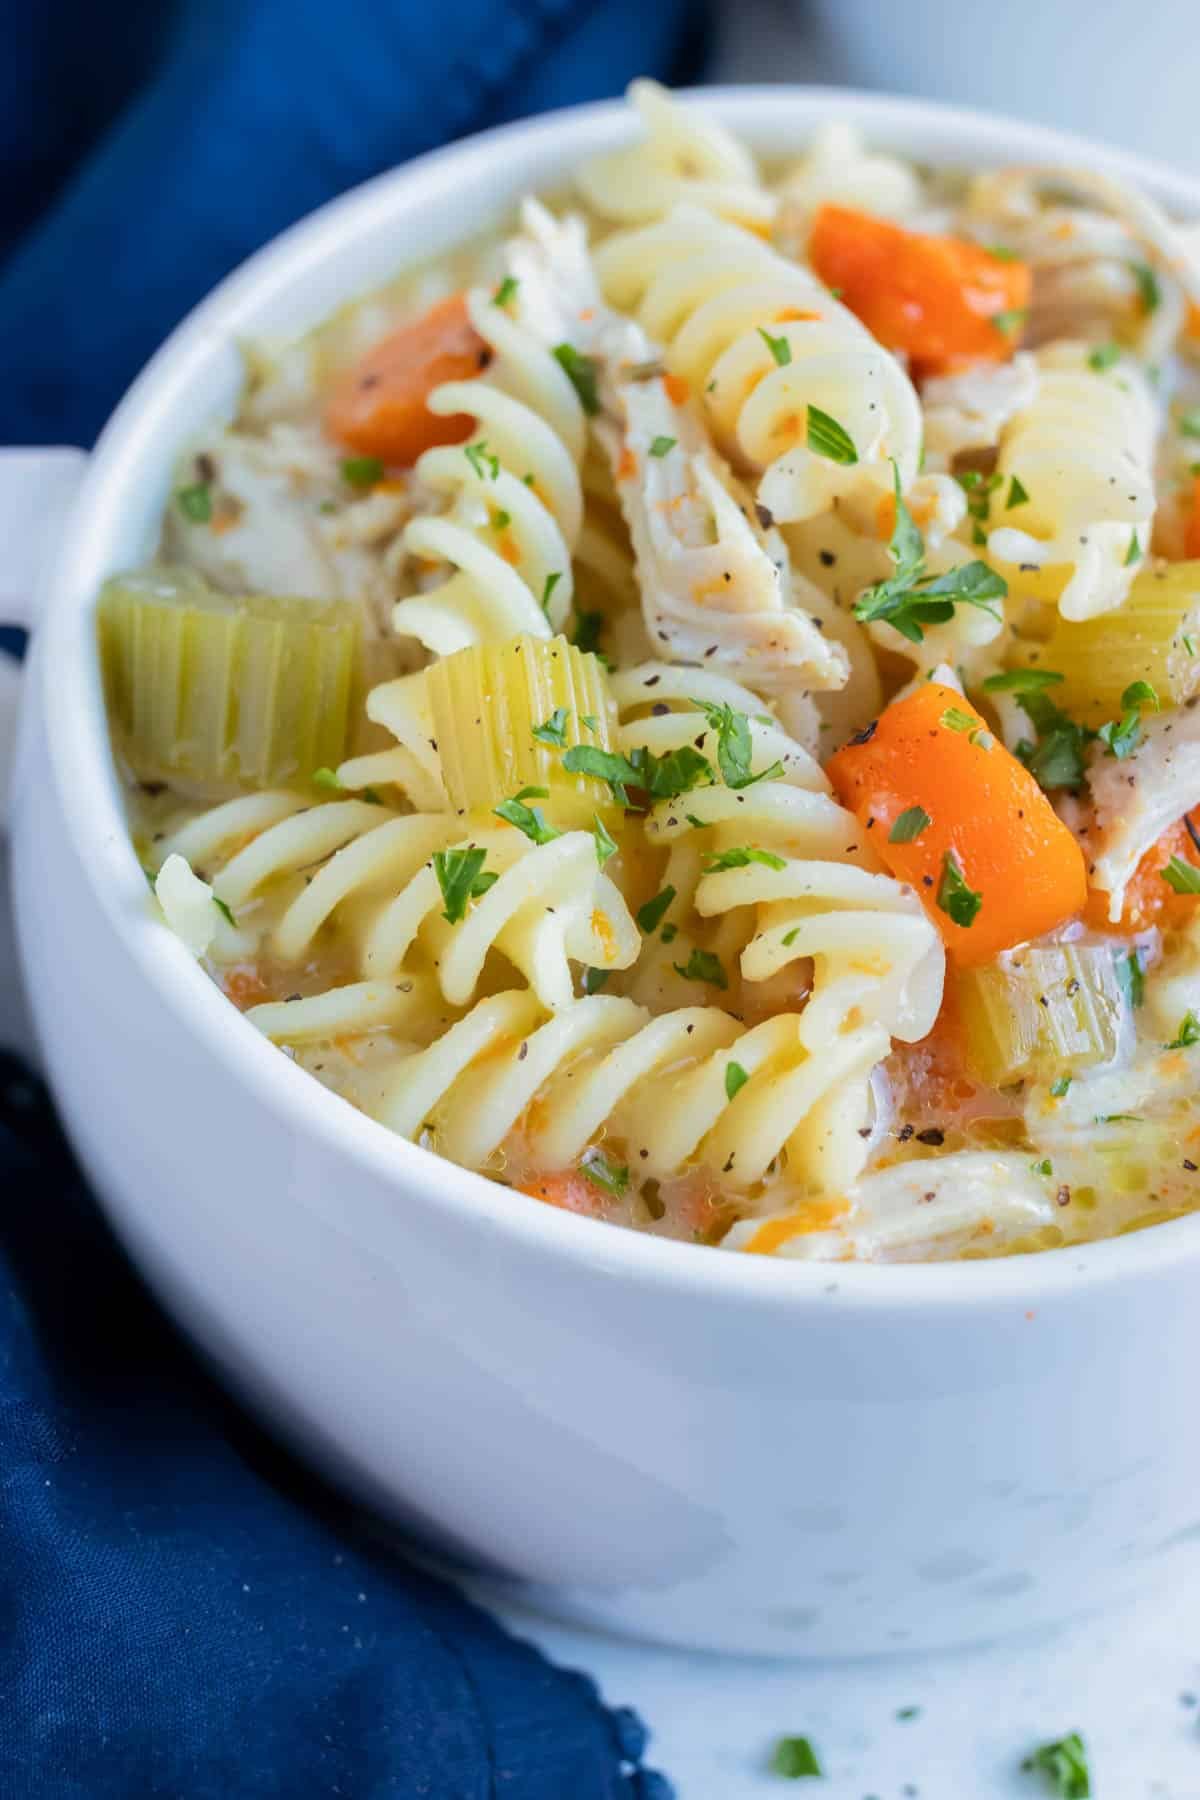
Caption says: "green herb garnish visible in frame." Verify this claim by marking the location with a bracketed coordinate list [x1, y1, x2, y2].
[562, 742, 713, 808]
[637, 886, 676, 934]
[1162, 855, 1200, 895]
[492, 275, 518, 307]
[806, 405, 858, 466]
[1179, 406, 1200, 440]
[889, 806, 932, 844]
[758, 326, 792, 367]
[1007, 474, 1030, 509]
[532, 707, 570, 748]
[553, 343, 600, 416]
[579, 1147, 629, 1197]
[493, 796, 560, 845]
[649, 435, 677, 458]
[542, 572, 562, 612]
[690, 697, 782, 790]
[1022, 1730, 1090, 1797]
[583, 967, 610, 994]
[176, 482, 212, 523]
[432, 846, 497, 924]
[1050, 1076, 1072, 1098]
[702, 846, 787, 872]
[673, 948, 728, 989]
[724, 1061, 750, 1100]
[312, 766, 342, 792]
[770, 1736, 823, 1779]
[572, 610, 604, 656]
[941, 706, 977, 733]
[212, 895, 236, 928]
[341, 454, 384, 488]
[982, 669, 1065, 695]
[1097, 680, 1158, 760]
[1116, 948, 1144, 1011]
[1130, 259, 1161, 315]
[992, 307, 1027, 337]
[592, 813, 618, 867]
[936, 850, 982, 929]
[1124, 531, 1142, 566]
[1087, 343, 1121, 372]
[464, 441, 500, 481]
[854, 462, 1006, 643]
[1167, 1010, 1200, 1049]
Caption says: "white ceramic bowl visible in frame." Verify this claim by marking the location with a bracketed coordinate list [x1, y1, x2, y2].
[9, 89, 1200, 1659]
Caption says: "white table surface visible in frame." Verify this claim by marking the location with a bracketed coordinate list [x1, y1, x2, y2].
[6, 24, 1200, 1785]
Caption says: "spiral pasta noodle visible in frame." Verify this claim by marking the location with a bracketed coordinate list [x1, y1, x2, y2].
[153, 795, 639, 1031]
[575, 78, 773, 229]
[593, 204, 924, 528]
[373, 987, 889, 1194]
[987, 341, 1157, 620]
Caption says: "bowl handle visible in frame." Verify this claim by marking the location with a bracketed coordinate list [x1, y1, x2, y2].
[0, 448, 88, 828]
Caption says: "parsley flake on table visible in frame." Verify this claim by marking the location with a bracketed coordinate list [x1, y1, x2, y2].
[770, 1734, 823, 1779]
[432, 846, 497, 924]
[1022, 1730, 1090, 1797]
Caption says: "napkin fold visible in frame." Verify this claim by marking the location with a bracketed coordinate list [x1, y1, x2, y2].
[0, 0, 708, 445]
[0, 1048, 670, 1797]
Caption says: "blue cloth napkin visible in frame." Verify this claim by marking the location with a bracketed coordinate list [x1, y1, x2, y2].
[0, 0, 708, 446]
[0, 0, 708, 1788]
[0, 1048, 671, 1798]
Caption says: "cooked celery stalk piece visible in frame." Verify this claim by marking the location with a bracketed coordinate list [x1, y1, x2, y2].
[99, 566, 359, 791]
[1028, 562, 1200, 726]
[958, 943, 1125, 1086]
[426, 635, 618, 823]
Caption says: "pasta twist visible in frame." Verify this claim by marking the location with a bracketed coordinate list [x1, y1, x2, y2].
[987, 341, 1157, 620]
[372, 988, 889, 1194]
[643, 782, 945, 1051]
[154, 795, 639, 1027]
[575, 78, 773, 229]
[593, 205, 924, 527]
[393, 289, 588, 654]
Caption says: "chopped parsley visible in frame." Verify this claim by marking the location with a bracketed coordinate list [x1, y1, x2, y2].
[770, 1736, 823, 1779]
[1031, 1158, 1053, 1179]
[853, 461, 1006, 643]
[1130, 259, 1161, 315]
[1087, 343, 1121, 372]
[941, 706, 977, 733]
[936, 850, 982, 929]
[1167, 1009, 1200, 1049]
[758, 326, 792, 367]
[673, 947, 728, 989]
[493, 795, 560, 845]
[176, 482, 212, 523]
[513, 785, 549, 801]
[464, 440, 500, 481]
[532, 707, 570, 748]
[1097, 680, 1158, 760]
[648, 435, 677, 457]
[702, 846, 787, 872]
[806, 405, 858, 466]
[592, 813, 618, 867]
[312, 766, 342, 792]
[553, 343, 600, 416]
[491, 507, 511, 530]
[492, 275, 518, 307]
[1050, 1076, 1072, 1098]
[579, 1147, 629, 1197]
[1162, 855, 1200, 895]
[1007, 473, 1030, 509]
[572, 609, 604, 656]
[583, 966, 610, 994]
[889, 805, 932, 844]
[982, 668, 1065, 696]
[724, 1061, 749, 1101]
[340, 454, 384, 488]
[212, 895, 237, 928]
[992, 307, 1027, 337]
[1179, 406, 1200, 440]
[690, 697, 782, 789]
[542, 571, 562, 612]
[1116, 948, 1145, 1011]
[636, 885, 676, 934]
[1005, 678, 1092, 793]
[1022, 1730, 1090, 1798]
[1124, 530, 1142, 566]
[562, 742, 713, 808]
[432, 846, 497, 923]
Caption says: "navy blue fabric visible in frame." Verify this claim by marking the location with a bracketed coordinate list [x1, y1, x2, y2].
[0, 1050, 671, 1797]
[0, 3, 707, 1787]
[0, 0, 709, 446]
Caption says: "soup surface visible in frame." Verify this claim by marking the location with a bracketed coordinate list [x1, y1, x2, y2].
[102, 81, 1200, 1261]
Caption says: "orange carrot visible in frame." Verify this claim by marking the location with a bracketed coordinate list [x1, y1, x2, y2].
[1185, 474, 1200, 559]
[518, 1171, 608, 1216]
[1083, 809, 1200, 934]
[809, 205, 1032, 379]
[324, 293, 488, 467]
[827, 681, 1087, 966]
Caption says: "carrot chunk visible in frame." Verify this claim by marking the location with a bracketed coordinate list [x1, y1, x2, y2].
[324, 293, 487, 467]
[809, 205, 1032, 379]
[827, 681, 1087, 966]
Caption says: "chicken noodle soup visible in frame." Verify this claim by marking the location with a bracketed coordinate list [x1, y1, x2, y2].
[101, 81, 1200, 1262]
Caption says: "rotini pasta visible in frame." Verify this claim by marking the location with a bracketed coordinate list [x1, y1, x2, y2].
[987, 341, 1157, 619]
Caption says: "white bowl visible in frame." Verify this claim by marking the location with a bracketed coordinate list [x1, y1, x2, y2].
[9, 89, 1200, 1658]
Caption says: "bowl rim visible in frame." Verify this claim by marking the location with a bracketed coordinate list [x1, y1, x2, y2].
[35, 82, 1200, 1310]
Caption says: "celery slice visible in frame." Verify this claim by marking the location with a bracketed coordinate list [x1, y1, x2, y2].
[99, 566, 359, 791]
[958, 944, 1125, 1086]
[426, 635, 618, 823]
[1038, 561, 1200, 725]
